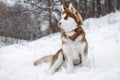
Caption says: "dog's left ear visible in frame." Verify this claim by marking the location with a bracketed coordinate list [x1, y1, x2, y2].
[61, 4, 68, 13]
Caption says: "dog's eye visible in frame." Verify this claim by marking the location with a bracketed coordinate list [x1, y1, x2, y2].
[64, 15, 68, 20]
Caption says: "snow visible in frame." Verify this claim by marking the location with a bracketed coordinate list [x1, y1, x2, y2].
[2, 0, 18, 6]
[0, 11, 120, 80]
[40, 21, 49, 32]
[2, 0, 28, 7]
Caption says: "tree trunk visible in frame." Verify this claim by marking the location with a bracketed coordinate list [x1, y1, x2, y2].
[117, 0, 120, 10]
[92, 0, 95, 17]
[108, 0, 115, 13]
[96, 0, 101, 17]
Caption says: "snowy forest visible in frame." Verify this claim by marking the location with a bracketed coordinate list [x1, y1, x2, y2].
[0, 0, 120, 45]
[0, 0, 120, 80]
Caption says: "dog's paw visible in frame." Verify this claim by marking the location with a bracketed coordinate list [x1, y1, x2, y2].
[66, 68, 74, 74]
[47, 69, 55, 75]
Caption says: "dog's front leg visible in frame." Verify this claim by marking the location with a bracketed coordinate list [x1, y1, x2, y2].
[48, 50, 63, 75]
[80, 42, 88, 66]
[66, 56, 74, 73]
[81, 51, 88, 66]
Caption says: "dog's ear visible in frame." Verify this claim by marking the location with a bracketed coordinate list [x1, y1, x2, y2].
[68, 2, 77, 13]
[69, 2, 83, 25]
[61, 4, 67, 13]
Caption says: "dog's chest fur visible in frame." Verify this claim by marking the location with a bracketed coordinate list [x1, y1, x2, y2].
[61, 28, 86, 64]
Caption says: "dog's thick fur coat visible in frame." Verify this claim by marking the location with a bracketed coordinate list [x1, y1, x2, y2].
[33, 2, 88, 74]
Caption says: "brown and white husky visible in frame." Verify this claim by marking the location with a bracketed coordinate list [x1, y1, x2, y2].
[33, 2, 88, 74]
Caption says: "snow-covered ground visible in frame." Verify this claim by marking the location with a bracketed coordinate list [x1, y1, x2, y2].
[0, 11, 120, 80]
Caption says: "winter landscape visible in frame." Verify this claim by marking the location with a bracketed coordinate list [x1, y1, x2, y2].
[0, 0, 120, 80]
[0, 11, 120, 80]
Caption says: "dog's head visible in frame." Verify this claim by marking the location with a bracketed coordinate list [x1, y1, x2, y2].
[58, 2, 83, 32]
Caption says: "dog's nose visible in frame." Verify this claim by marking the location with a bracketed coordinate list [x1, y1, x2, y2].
[58, 22, 61, 26]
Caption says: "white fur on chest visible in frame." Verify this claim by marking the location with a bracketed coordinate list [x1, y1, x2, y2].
[62, 34, 85, 61]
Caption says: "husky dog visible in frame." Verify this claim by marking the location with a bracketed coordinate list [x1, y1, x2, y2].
[33, 2, 88, 74]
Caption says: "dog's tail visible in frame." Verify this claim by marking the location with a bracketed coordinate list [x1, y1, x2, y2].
[33, 55, 53, 66]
